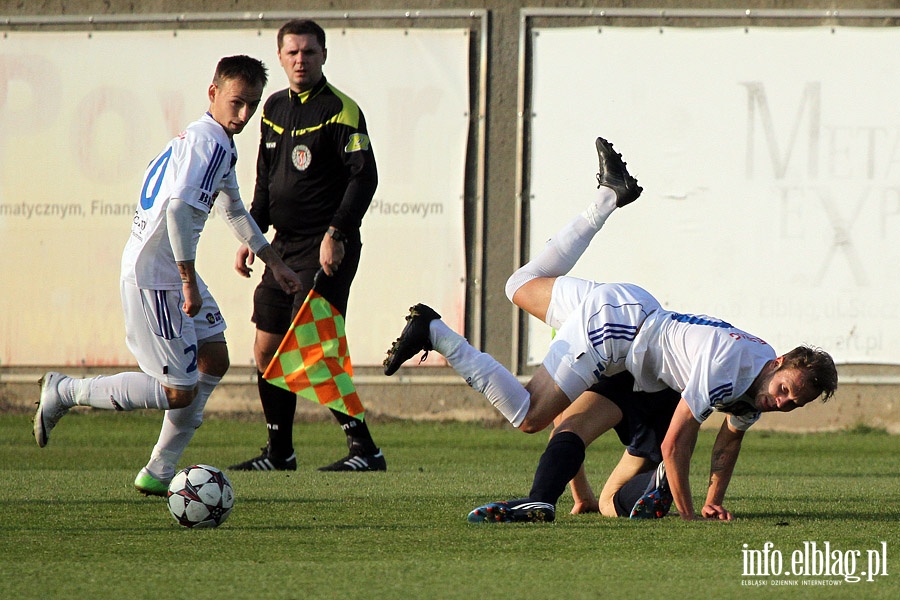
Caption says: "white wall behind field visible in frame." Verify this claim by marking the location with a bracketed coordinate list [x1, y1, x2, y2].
[526, 26, 900, 365]
[3, 11, 900, 373]
[0, 27, 469, 367]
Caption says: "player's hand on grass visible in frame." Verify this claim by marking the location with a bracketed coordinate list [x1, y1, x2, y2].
[570, 497, 600, 515]
[235, 245, 254, 277]
[700, 504, 733, 521]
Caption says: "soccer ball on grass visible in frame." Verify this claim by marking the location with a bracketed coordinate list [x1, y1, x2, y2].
[166, 464, 234, 528]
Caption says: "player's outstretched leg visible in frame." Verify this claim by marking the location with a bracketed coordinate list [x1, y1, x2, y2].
[34, 371, 172, 448]
[595, 136, 642, 207]
[383, 303, 441, 375]
[505, 136, 642, 312]
[33, 372, 70, 448]
[467, 498, 556, 523]
[384, 304, 532, 427]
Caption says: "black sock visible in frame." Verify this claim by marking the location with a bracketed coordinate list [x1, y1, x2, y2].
[612, 469, 655, 517]
[528, 431, 586, 505]
[258, 372, 296, 458]
[329, 408, 377, 454]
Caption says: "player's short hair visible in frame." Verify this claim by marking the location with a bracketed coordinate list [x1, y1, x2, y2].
[781, 345, 838, 402]
[213, 55, 268, 88]
[277, 19, 326, 50]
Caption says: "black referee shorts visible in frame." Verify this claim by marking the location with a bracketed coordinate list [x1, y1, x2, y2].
[251, 232, 361, 335]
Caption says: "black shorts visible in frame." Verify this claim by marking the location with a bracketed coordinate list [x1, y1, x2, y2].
[251, 232, 361, 334]
[587, 371, 680, 464]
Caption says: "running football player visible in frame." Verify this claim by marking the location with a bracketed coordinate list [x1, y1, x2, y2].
[34, 56, 302, 498]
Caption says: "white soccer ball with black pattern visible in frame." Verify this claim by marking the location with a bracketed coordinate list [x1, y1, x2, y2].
[166, 464, 234, 528]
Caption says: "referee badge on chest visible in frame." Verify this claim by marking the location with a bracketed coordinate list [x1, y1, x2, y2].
[291, 144, 312, 171]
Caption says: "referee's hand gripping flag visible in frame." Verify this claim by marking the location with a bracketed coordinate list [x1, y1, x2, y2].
[262, 269, 364, 419]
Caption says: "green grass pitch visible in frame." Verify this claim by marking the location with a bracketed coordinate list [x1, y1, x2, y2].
[1, 411, 897, 598]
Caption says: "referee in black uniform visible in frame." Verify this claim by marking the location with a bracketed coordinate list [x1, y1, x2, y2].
[231, 19, 384, 472]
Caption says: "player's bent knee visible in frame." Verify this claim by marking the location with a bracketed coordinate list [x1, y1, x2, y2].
[518, 415, 552, 435]
[198, 337, 230, 377]
[167, 396, 194, 410]
[165, 386, 198, 409]
[598, 497, 618, 518]
[505, 269, 538, 303]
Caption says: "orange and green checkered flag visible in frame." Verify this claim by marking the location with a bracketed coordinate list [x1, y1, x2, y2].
[262, 275, 364, 420]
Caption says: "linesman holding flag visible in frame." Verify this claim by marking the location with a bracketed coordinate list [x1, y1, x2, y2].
[231, 19, 384, 472]
[263, 269, 364, 420]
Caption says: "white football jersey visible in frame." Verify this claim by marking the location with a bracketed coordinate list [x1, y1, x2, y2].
[121, 112, 242, 289]
[626, 310, 776, 430]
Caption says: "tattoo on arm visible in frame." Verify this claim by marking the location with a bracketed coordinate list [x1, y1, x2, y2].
[711, 449, 728, 472]
[176, 261, 196, 284]
[709, 449, 728, 488]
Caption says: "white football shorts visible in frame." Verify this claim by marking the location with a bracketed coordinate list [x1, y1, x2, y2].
[542, 279, 661, 401]
[120, 279, 227, 389]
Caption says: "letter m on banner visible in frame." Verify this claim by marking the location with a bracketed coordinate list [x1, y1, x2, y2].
[263, 289, 365, 420]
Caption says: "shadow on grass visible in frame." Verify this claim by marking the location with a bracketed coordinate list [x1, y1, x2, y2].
[0, 519, 434, 534]
[0, 496, 342, 507]
[735, 511, 899, 521]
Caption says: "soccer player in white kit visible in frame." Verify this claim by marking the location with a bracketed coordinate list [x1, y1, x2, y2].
[384, 136, 838, 521]
[33, 56, 302, 497]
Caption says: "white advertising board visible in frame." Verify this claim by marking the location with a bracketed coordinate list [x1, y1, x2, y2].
[0, 28, 469, 367]
[527, 26, 900, 365]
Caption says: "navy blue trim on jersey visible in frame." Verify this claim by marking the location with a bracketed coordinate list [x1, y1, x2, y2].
[202, 144, 227, 191]
[668, 313, 733, 329]
[589, 323, 639, 347]
[709, 382, 734, 405]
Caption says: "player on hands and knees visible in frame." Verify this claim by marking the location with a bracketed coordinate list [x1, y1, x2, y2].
[467, 373, 680, 523]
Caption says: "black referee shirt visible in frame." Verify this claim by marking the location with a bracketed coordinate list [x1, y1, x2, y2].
[250, 76, 378, 238]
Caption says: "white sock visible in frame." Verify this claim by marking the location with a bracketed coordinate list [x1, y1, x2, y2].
[63, 372, 169, 410]
[144, 372, 220, 482]
[582, 186, 618, 229]
[505, 187, 618, 301]
[430, 320, 530, 427]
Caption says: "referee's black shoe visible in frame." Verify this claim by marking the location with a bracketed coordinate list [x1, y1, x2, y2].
[595, 136, 643, 207]
[383, 303, 441, 376]
[228, 446, 297, 471]
[318, 441, 387, 472]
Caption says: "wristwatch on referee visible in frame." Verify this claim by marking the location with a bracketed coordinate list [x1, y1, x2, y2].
[327, 226, 346, 243]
